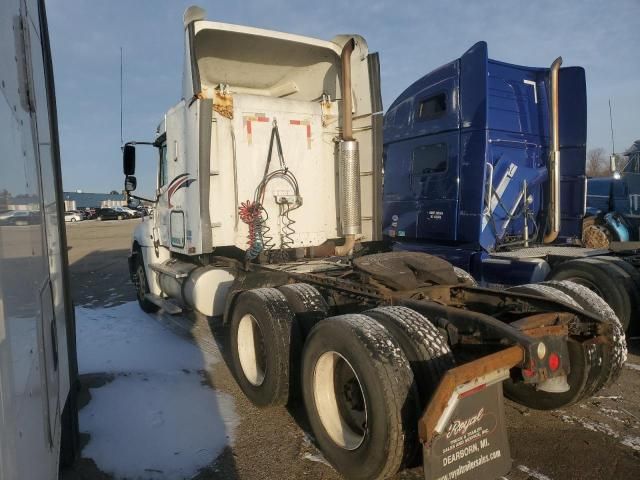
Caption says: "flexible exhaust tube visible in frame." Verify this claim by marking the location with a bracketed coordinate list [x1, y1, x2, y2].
[335, 38, 361, 256]
[543, 56, 563, 244]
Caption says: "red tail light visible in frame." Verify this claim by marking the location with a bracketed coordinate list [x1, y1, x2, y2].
[548, 352, 560, 372]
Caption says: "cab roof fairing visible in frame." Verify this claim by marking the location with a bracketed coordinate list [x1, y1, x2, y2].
[183, 19, 369, 103]
[385, 41, 563, 129]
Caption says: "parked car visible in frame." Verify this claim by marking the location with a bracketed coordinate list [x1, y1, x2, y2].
[114, 206, 140, 218]
[137, 206, 152, 217]
[83, 208, 97, 219]
[64, 211, 83, 222]
[96, 208, 125, 221]
[70, 209, 88, 219]
[0, 210, 40, 226]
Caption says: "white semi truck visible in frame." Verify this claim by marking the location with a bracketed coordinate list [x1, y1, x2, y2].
[123, 7, 626, 479]
[0, 0, 78, 478]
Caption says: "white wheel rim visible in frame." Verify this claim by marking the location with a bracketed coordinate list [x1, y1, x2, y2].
[313, 351, 367, 450]
[237, 314, 266, 386]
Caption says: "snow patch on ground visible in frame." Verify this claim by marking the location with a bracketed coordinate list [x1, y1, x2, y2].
[300, 432, 332, 469]
[76, 302, 219, 374]
[625, 362, 640, 372]
[76, 302, 237, 479]
[516, 464, 553, 480]
[559, 413, 640, 452]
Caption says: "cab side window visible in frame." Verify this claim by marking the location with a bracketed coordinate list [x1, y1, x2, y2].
[159, 144, 168, 187]
[416, 93, 447, 121]
[411, 143, 448, 190]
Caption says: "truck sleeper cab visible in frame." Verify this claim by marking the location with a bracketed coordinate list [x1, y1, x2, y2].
[123, 8, 626, 480]
[384, 41, 640, 333]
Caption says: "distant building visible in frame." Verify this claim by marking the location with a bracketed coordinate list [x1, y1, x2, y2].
[63, 191, 126, 210]
[2, 194, 40, 212]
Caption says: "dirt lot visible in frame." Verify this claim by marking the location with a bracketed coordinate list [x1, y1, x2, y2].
[62, 219, 640, 480]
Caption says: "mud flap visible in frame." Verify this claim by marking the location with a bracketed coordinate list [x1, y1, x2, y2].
[419, 346, 523, 480]
[424, 382, 511, 480]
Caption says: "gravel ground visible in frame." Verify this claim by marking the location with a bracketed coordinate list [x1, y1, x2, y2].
[61, 219, 640, 480]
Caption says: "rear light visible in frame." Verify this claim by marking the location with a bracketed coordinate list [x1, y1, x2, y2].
[548, 352, 560, 372]
[522, 368, 535, 378]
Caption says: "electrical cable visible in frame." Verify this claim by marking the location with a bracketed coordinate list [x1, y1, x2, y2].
[239, 120, 301, 261]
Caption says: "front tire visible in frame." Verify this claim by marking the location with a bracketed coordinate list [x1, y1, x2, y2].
[133, 251, 160, 313]
[229, 288, 300, 407]
[301, 314, 419, 480]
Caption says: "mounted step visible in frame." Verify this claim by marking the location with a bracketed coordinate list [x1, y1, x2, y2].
[143, 293, 183, 315]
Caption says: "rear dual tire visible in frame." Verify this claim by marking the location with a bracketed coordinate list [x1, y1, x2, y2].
[542, 280, 626, 388]
[228, 287, 452, 479]
[301, 314, 420, 480]
[550, 257, 635, 331]
[504, 282, 625, 410]
[229, 288, 301, 407]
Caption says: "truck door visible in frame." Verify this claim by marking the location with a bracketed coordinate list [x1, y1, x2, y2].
[411, 132, 460, 241]
[383, 82, 461, 242]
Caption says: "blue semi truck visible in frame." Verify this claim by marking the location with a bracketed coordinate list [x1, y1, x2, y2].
[383, 41, 640, 332]
[583, 141, 640, 248]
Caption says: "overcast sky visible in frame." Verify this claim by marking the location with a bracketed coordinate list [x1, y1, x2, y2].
[47, 0, 640, 195]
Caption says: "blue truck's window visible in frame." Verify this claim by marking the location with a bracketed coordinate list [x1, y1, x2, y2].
[587, 181, 609, 197]
[412, 143, 447, 188]
[416, 93, 446, 121]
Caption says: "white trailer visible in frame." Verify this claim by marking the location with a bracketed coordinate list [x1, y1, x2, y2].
[123, 7, 625, 479]
[0, 0, 79, 478]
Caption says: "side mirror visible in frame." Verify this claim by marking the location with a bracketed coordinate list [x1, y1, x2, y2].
[125, 175, 137, 192]
[127, 197, 141, 209]
[123, 144, 136, 175]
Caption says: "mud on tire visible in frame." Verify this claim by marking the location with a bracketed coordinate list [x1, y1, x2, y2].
[301, 314, 420, 480]
[229, 288, 300, 407]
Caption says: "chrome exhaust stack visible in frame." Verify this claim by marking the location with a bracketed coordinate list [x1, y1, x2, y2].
[335, 38, 362, 256]
[543, 56, 563, 244]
